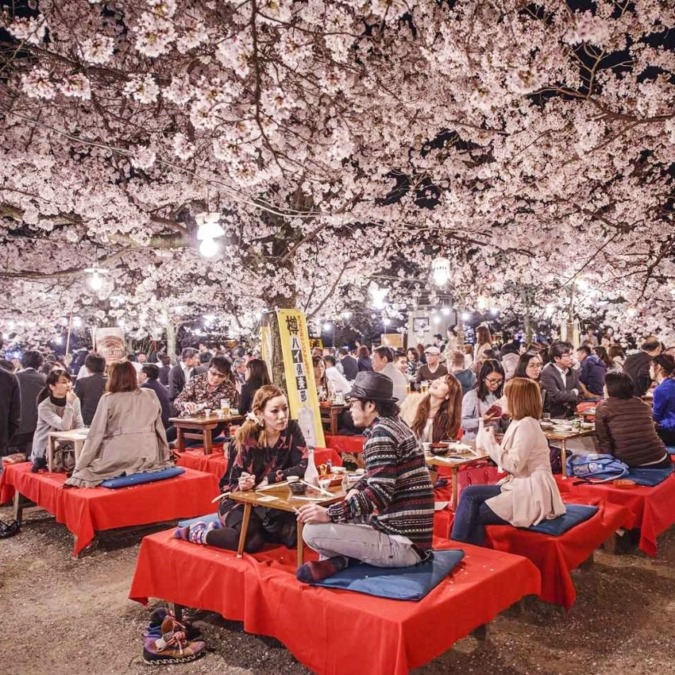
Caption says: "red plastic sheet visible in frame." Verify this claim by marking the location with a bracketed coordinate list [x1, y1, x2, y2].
[485, 498, 630, 609]
[555, 474, 675, 557]
[129, 530, 540, 675]
[0, 463, 219, 555]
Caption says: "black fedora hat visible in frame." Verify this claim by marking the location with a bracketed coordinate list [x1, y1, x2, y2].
[348, 371, 398, 402]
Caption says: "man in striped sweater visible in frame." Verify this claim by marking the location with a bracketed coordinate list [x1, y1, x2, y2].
[296, 371, 434, 583]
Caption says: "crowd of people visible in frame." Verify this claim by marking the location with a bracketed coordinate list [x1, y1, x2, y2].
[1, 324, 674, 585]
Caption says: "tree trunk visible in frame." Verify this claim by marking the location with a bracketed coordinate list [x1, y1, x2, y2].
[261, 312, 287, 390]
[166, 322, 178, 358]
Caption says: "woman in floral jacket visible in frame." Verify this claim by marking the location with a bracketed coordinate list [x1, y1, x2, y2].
[175, 385, 307, 551]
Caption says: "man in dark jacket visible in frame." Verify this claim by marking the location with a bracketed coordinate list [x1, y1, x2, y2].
[338, 347, 358, 381]
[539, 341, 581, 418]
[10, 350, 45, 454]
[623, 337, 661, 397]
[140, 364, 176, 441]
[157, 354, 172, 386]
[576, 345, 606, 397]
[168, 348, 199, 401]
[0, 367, 21, 457]
[74, 353, 107, 426]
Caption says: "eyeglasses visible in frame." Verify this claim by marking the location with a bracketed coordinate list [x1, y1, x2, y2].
[485, 378, 503, 385]
[208, 369, 227, 379]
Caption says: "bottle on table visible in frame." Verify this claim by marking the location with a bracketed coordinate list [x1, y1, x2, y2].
[304, 446, 319, 486]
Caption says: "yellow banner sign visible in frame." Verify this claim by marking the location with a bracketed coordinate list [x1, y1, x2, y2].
[277, 309, 325, 448]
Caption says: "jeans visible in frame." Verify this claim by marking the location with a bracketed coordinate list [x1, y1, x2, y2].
[450, 485, 508, 546]
[303, 522, 422, 568]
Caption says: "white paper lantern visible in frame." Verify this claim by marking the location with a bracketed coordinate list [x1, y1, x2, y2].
[432, 256, 450, 286]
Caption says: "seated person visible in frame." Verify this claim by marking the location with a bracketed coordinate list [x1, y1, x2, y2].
[313, 355, 334, 401]
[174, 385, 307, 551]
[461, 359, 505, 440]
[400, 373, 463, 443]
[296, 372, 434, 582]
[651, 354, 675, 447]
[594, 372, 670, 468]
[237, 358, 271, 415]
[30, 369, 85, 472]
[448, 349, 476, 396]
[65, 361, 172, 487]
[323, 355, 352, 397]
[539, 341, 582, 418]
[74, 352, 107, 426]
[451, 378, 565, 546]
[577, 345, 606, 398]
[139, 363, 176, 442]
[174, 355, 238, 415]
[513, 351, 550, 414]
[174, 355, 239, 443]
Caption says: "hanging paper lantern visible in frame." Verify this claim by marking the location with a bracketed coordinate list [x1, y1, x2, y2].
[432, 256, 450, 286]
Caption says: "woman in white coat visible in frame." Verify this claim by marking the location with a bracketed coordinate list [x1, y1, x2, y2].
[65, 360, 172, 488]
[451, 377, 565, 546]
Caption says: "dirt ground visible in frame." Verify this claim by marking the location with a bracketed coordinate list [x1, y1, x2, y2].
[1, 502, 675, 675]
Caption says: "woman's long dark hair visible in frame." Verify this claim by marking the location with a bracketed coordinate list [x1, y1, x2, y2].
[245, 358, 271, 388]
[410, 374, 463, 442]
[593, 345, 612, 368]
[514, 352, 542, 379]
[475, 359, 505, 401]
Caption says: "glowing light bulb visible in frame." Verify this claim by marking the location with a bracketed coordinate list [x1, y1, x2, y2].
[89, 272, 103, 290]
[199, 237, 219, 258]
[323, 322, 332, 331]
[461, 312, 470, 322]
[441, 307, 451, 316]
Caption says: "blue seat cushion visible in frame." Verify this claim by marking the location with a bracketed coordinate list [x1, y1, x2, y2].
[178, 512, 220, 528]
[524, 504, 599, 536]
[665, 446, 675, 455]
[100, 466, 185, 489]
[624, 465, 674, 487]
[309, 549, 465, 601]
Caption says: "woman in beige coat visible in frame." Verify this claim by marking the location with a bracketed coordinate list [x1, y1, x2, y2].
[65, 361, 172, 488]
[451, 377, 565, 545]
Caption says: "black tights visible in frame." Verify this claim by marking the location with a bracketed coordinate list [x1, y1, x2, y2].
[205, 506, 296, 554]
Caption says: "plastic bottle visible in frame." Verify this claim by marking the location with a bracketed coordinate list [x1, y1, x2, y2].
[304, 446, 319, 486]
[298, 405, 317, 448]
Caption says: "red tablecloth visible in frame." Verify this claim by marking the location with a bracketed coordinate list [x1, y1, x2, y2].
[485, 498, 630, 608]
[175, 448, 228, 478]
[174, 447, 343, 480]
[555, 474, 675, 556]
[130, 531, 540, 675]
[324, 434, 365, 454]
[0, 463, 219, 556]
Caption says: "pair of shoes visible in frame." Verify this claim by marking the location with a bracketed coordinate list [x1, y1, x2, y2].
[31, 457, 48, 473]
[143, 614, 206, 665]
[0, 519, 20, 538]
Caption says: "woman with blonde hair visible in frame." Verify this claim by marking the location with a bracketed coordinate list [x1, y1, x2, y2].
[175, 385, 307, 551]
[401, 373, 463, 443]
[451, 377, 565, 546]
[65, 361, 172, 487]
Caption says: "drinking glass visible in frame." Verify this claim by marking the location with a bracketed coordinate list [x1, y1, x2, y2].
[542, 413, 551, 422]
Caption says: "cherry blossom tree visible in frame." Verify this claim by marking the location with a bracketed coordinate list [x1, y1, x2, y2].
[0, 0, 673, 347]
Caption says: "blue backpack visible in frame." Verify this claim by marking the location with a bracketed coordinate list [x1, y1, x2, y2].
[567, 453, 629, 482]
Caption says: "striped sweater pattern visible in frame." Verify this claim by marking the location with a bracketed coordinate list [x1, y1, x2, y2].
[327, 415, 434, 549]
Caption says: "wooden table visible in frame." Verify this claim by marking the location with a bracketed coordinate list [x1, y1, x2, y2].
[47, 429, 89, 472]
[228, 482, 345, 566]
[169, 413, 244, 454]
[425, 450, 491, 510]
[543, 427, 596, 479]
[319, 403, 349, 435]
